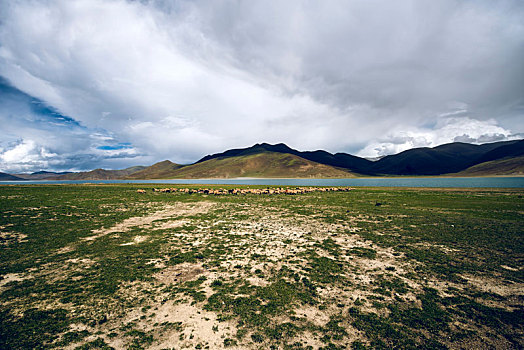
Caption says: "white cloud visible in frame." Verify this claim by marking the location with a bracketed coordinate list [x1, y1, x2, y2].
[0, 139, 54, 172]
[357, 117, 518, 158]
[0, 135, 142, 173]
[0, 0, 522, 171]
[0, 0, 358, 163]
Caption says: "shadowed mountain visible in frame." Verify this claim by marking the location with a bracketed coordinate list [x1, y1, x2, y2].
[369, 140, 522, 175]
[164, 152, 356, 179]
[125, 160, 183, 179]
[2, 140, 522, 180]
[14, 171, 73, 180]
[0, 172, 24, 181]
[196, 140, 523, 176]
[198, 142, 373, 173]
[52, 166, 146, 180]
[474, 140, 524, 164]
[453, 155, 524, 176]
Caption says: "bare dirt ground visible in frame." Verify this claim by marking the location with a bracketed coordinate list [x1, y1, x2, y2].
[51, 201, 523, 348]
[1, 187, 522, 350]
[85, 201, 216, 241]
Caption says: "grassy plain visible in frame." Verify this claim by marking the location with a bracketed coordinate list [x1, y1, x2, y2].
[0, 185, 522, 349]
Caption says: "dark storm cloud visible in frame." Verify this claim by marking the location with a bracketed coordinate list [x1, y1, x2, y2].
[0, 0, 522, 170]
[190, 0, 524, 118]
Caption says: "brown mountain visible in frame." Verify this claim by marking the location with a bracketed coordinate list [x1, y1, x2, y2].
[195, 140, 524, 176]
[453, 156, 524, 176]
[2, 139, 522, 180]
[13, 171, 72, 180]
[197, 142, 372, 173]
[160, 152, 356, 179]
[51, 166, 146, 180]
[125, 160, 184, 179]
[369, 140, 523, 175]
[0, 172, 24, 181]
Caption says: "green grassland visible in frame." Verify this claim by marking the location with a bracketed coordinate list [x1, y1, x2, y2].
[0, 185, 522, 349]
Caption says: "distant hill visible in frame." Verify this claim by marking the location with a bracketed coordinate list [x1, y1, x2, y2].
[474, 140, 524, 164]
[369, 140, 522, 175]
[125, 160, 183, 179]
[14, 171, 72, 180]
[196, 140, 523, 176]
[198, 142, 373, 173]
[0, 172, 24, 181]
[1, 139, 522, 180]
[453, 155, 524, 176]
[164, 152, 356, 179]
[52, 166, 146, 180]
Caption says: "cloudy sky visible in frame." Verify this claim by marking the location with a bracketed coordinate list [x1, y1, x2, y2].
[0, 0, 523, 172]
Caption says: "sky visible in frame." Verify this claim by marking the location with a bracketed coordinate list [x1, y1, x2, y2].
[0, 0, 523, 173]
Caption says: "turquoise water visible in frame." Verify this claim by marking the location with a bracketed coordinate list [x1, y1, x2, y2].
[1, 177, 523, 188]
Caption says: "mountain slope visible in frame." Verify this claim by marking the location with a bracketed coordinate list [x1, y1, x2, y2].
[158, 152, 356, 179]
[474, 139, 524, 164]
[453, 156, 524, 176]
[125, 160, 184, 179]
[198, 143, 373, 173]
[0, 172, 24, 181]
[370, 140, 522, 175]
[1, 140, 521, 180]
[14, 171, 72, 180]
[52, 166, 146, 180]
[197, 140, 522, 176]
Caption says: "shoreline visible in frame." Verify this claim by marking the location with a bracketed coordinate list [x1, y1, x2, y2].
[1, 174, 523, 182]
[0, 176, 523, 189]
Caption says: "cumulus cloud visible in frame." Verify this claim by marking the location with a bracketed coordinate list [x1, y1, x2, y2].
[0, 136, 142, 173]
[0, 140, 53, 172]
[0, 0, 522, 171]
[357, 117, 520, 158]
[0, 78, 143, 172]
[0, 135, 142, 173]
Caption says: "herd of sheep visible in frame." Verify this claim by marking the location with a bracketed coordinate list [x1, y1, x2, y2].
[136, 186, 353, 195]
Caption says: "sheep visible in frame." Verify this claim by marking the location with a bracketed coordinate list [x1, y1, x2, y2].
[149, 186, 353, 196]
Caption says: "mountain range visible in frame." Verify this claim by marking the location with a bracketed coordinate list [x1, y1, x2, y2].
[1, 139, 523, 180]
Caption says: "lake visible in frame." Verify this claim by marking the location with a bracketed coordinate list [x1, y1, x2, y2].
[1, 177, 523, 188]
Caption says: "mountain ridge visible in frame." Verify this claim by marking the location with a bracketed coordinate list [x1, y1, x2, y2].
[453, 155, 524, 176]
[370, 140, 523, 175]
[196, 140, 523, 176]
[198, 142, 373, 173]
[125, 161, 183, 179]
[13, 171, 73, 180]
[166, 151, 356, 179]
[49, 166, 146, 180]
[1, 139, 522, 180]
[0, 172, 24, 181]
